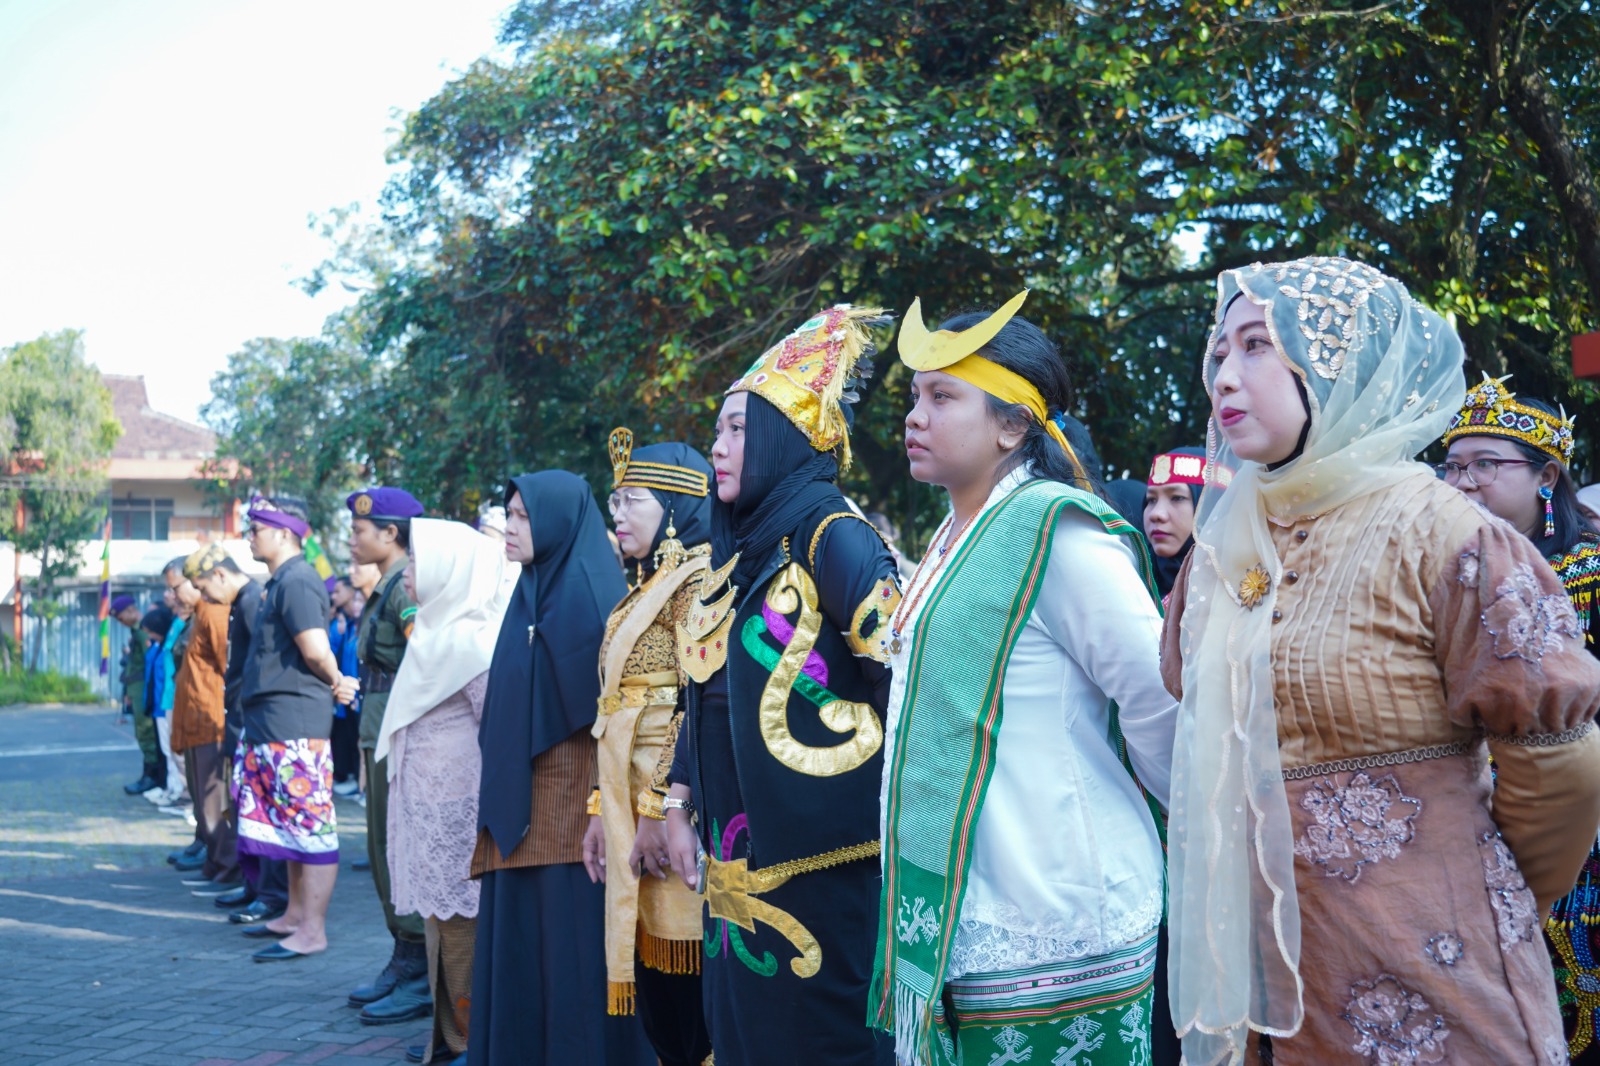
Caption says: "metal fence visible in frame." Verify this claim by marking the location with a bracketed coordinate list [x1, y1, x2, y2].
[18, 588, 136, 701]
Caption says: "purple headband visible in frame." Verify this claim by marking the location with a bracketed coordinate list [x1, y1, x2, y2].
[247, 507, 310, 539]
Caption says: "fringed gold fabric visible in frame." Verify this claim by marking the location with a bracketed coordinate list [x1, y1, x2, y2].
[639, 928, 702, 975]
[608, 980, 636, 1016]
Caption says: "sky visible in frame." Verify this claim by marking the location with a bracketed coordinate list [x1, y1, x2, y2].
[0, 0, 515, 427]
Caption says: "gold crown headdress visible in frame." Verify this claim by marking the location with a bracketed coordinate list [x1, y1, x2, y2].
[607, 427, 710, 496]
[725, 304, 888, 472]
[1443, 374, 1575, 466]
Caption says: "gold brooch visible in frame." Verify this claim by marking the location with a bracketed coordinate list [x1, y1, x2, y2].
[1239, 565, 1272, 609]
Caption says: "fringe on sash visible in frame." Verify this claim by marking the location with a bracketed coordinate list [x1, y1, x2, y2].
[893, 982, 929, 1066]
[638, 929, 702, 975]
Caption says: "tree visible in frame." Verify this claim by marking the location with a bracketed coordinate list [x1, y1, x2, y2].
[0, 331, 121, 665]
[200, 332, 375, 536]
[243, 0, 1599, 547]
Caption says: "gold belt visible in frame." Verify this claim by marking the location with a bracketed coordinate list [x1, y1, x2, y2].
[704, 853, 821, 979]
[702, 840, 878, 979]
[597, 674, 679, 717]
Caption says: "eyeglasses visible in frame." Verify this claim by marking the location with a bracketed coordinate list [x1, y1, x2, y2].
[1435, 458, 1544, 486]
[607, 491, 653, 516]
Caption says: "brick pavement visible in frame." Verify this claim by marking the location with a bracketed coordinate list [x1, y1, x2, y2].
[0, 703, 431, 1066]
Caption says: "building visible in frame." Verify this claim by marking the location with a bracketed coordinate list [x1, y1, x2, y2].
[1, 375, 252, 685]
[101, 374, 246, 577]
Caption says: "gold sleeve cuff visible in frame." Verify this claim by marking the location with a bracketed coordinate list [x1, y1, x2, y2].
[636, 790, 667, 821]
[586, 788, 602, 817]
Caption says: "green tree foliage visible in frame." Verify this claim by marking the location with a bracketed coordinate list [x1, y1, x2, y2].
[0, 331, 121, 641]
[200, 333, 375, 534]
[219, 0, 1599, 546]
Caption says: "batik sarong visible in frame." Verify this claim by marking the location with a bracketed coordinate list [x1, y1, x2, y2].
[943, 931, 1159, 1066]
[232, 738, 338, 864]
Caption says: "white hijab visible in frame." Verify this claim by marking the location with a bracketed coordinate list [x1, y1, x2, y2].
[1169, 258, 1465, 1064]
[374, 518, 510, 769]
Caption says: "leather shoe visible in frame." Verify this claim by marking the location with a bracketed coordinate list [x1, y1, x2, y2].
[229, 901, 287, 925]
[349, 940, 425, 1006]
[406, 1043, 434, 1064]
[173, 854, 207, 873]
[124, 775, 156, 796]
[214, 885, 254, 909]
[180, 874, 215, 887]
[192, 879, 243, 897]
[242, 924, 290, 939]
[359, 974, 433, 1025]
[166, 841, 204, 864]
[252, 943, 307, 962]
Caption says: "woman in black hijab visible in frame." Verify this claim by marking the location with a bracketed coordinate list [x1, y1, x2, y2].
[661, 306, 901, 1065]
[467, 470, 651, 1066]
[581, 431, 716, 1066]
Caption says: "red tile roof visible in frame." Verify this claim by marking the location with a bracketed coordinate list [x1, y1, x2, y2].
[104, 375, 215, 461]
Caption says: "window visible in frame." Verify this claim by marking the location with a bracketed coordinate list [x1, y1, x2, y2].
[111, 498, 174, 540]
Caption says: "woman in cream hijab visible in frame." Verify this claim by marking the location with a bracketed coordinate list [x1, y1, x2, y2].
[377, 519, 509, 1064]
[1161, 256, 1600, 1065]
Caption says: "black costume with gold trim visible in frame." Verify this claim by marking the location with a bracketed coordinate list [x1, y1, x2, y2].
[671, 304, 901, 1065]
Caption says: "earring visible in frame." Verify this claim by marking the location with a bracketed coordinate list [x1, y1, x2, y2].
[1541, 485, 1555, 538]
[654, 511, 686, 573]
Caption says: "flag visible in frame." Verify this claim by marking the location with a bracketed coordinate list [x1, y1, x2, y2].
[302, 532, 335, 583]
[97, 516, 112, 676]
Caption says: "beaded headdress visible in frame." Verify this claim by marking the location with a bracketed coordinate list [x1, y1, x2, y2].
[608, 427, 709, 496]
[726, 304, 888, 471]
[1148, 451, 1208, 487]
[1443, 373, 1575, 466]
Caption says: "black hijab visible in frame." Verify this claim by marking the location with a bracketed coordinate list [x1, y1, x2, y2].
[478, 470, 629, 857]
[630, 442, 715, 574]
[711, 393, 840, 592]
[1102, 478, 1147, 526]
[1149, 445, 1206, 598]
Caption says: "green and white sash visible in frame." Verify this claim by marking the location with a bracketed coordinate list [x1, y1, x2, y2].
[868, 478, 1157, 1066]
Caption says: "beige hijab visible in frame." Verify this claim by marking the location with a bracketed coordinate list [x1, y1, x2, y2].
[375, 518, 510, 771]
[1169, 257, 1466, 1064]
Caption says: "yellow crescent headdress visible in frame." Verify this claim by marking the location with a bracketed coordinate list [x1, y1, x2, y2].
[896, 290, 1088, 482]
[726, 304, 888, 472]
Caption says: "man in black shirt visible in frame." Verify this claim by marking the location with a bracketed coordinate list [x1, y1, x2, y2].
[231, 497, 358, 961]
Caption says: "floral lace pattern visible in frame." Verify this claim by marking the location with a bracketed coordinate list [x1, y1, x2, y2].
[1342, 974, 1450, 1064]
[1479, 833, 1539, 947]
[1457, 547, 1481, 589]
[1268, 257, 1397, 380]
[1543, 1035, 1572, 1066]
[388, 676, 488, 920]
[946, 890, 1164, 979]
[1423, 932, 1463, 966]
[1293, 771, 1421, 882]
[1482, 562, 1582, 663]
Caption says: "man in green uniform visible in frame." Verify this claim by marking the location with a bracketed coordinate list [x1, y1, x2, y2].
[115, 596, 163, 796]
[344, 487, 431, 1026]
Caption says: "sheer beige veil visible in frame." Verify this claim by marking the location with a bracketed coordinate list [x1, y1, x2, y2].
[1168, 257, 1466, 1064]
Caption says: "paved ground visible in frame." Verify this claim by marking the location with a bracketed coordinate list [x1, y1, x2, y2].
[0, 703, 431, 1065]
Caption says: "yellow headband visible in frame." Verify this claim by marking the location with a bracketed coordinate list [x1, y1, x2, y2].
[940, 355, 1086, 479]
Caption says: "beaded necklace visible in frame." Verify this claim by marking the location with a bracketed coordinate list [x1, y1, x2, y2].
[888, 508, 981, 656]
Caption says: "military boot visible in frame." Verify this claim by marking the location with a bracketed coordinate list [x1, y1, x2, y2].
[358, 940, 432, 1025]
[348, 936, 410, 1007]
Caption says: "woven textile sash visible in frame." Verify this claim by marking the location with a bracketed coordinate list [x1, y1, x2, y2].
[868, 478, 1154, 1066]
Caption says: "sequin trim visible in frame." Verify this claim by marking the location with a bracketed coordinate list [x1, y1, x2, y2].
[1280, 739, 1474, 781]
[1487, 721, 1595, 747]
